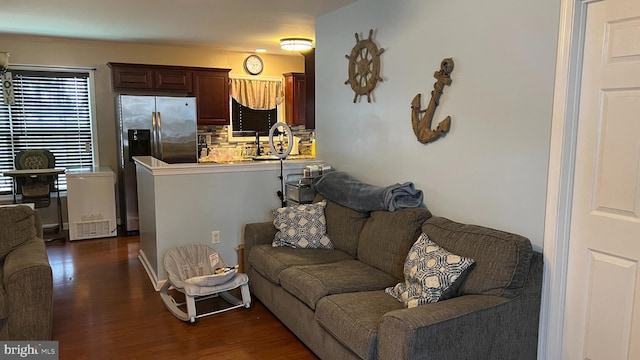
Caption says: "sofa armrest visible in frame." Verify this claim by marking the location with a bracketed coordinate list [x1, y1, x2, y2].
[243, 222, 277, 269]
[378, 293, 539, 360]
[3, 238, 53, 340]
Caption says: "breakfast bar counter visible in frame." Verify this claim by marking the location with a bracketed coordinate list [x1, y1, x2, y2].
[134, 155, 320, 175]
[133, 156, 322, 289]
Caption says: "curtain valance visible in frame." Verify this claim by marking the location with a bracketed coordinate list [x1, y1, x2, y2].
[230, 78, 283, 110]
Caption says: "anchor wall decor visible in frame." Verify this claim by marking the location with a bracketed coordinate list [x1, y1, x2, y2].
[411, 58, 454, 144]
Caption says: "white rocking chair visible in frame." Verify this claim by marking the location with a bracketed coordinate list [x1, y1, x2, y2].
[160, 244, 251, 323]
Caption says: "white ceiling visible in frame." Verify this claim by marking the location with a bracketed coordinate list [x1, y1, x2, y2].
[0, 0, 356, 54]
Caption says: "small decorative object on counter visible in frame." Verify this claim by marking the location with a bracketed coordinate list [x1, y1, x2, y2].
[310, 131, 316, 157]
[199, 146, 208, 161]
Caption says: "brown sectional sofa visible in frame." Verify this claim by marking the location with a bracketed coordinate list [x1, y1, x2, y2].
[244, 199, 542, 359]
[0, 205, 53, 340]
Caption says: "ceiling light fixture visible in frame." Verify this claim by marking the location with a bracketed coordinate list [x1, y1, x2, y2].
[280, 38, 313, 51]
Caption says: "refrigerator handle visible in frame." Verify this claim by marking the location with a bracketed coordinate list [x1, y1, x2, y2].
[157, 112, 163, 160]
[151, 111, 158, 158]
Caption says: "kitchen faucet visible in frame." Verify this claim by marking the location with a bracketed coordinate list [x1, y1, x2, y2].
[255, 131, 262, 156]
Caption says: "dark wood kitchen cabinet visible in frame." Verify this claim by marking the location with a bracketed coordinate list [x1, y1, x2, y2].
[108, 63, 191, 92]
[193, 69, 230, 125]
[284, 72, 306, 127]
[303, 49, 315, 129]
[155, 68, 192, 92]
[282, 49, 315, 129]
[109, 64, 155, 91]
[108, 63, 230, 125]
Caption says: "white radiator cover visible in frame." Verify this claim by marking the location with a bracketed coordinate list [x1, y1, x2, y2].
[66, 167, 117, 241]
[73, 219, 115, 240]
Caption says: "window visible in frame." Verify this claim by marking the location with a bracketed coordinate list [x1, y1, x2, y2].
[227, 77, 283, 141]
[231, 98, 277, 135]
[0, 68, 95, 194]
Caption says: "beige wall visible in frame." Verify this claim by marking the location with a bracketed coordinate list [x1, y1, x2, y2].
[0, 33, 304, 173]
[0, 33, 304, 225]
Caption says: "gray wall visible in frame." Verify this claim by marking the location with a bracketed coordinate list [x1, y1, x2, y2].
[315, 0, 561, 250]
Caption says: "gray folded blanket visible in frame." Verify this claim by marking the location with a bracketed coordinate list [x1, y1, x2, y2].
[311, 171, 424, 212]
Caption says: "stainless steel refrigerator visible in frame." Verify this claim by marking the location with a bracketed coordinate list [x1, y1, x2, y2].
[116, 95, 197, 234]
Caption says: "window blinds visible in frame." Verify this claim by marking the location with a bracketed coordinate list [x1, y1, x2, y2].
[0, 70, 94, 193]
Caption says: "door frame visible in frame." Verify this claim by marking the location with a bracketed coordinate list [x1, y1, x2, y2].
[541, 0, 595, 358]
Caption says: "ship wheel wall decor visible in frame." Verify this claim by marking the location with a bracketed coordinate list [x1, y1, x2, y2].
[411, 58, 454, 144]
[345, 29, 385, 103]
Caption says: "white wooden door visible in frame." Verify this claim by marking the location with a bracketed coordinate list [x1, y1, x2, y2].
[564, 0, 640, 358]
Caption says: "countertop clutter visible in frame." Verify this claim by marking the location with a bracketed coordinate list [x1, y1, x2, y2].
[199, 154, 316, 164]
[198, 134, 315, 163]
[197, 136, 316, 163]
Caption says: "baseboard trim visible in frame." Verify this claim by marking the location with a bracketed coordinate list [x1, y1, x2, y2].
[138, 249, 165, 292]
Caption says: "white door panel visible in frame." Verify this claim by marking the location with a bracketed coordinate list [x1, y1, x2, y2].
[565, 0, 640, 358]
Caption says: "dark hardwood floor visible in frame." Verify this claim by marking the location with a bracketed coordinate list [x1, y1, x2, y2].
[45, 235, 318, 360]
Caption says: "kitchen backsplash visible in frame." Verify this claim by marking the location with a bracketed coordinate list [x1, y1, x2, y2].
[197, 125, 314, 161]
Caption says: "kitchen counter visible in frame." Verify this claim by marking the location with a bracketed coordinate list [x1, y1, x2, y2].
[133, 155, 323, 290]
[134, 155, 322, 176]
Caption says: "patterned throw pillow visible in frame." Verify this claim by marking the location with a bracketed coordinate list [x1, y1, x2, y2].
[272, 201, 334, 249]
[386, 233, 475, 308]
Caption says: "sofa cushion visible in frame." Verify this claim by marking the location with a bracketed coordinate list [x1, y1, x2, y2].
[357, 208, 432, 279]
[315, 290, 403, 360]
[279, 260, 399, 310]
[386, 233, 475, 308]
[0, 268, 6, 319]
[272, 201, 334, 249]
[422, 217, 533, 298]
[0, 206, 38, 262]
[321, 197, 369, 257]
[248, 245, 353, 284]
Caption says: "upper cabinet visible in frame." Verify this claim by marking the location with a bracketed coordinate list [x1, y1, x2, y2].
[282, 50, 316, 129]
[193, 70, 230, 126]
[284, 72, 306, 127]
[283, 49, 315, 129]
[109, 63, 192, 92]
[303, 49, 315, 129]
[155, 68, 193, 92]
[107, 63, 230, 125]
[109, 63, 155, 91]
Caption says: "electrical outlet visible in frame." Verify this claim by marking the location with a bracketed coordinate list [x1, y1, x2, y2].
[211, 230, 220, 244]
